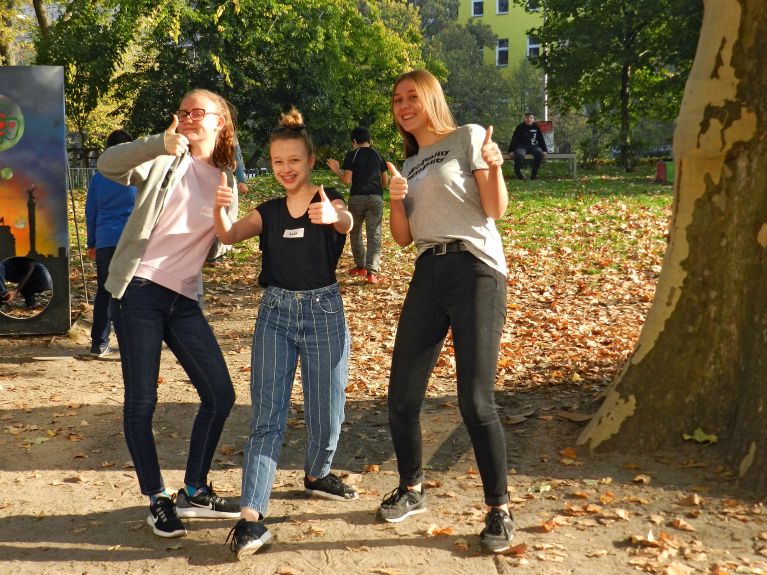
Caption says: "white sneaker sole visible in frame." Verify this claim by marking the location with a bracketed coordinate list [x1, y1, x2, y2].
[379, 506, 427, 523]
[146, 515, 186, 538]
[235, 530, 274, 560]
[176, 507, 240, 519]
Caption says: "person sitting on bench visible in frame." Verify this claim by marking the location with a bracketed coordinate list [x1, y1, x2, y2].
[508, 112, 548, 180]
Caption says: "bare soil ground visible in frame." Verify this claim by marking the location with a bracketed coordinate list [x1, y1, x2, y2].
[1, 248, 766, 575]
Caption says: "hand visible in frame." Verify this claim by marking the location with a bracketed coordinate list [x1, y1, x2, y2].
[326, 158, 340, 173]
[163, 115, 189, 157]
[87, 247, 96, 259]
[387, 162, 408, 201]
[237, 181, 248, 193]
[214, 172, 234, 209]
[307, 185, 339, 225]
[543, 151, 549, 158]
[481, 126, 504, 168]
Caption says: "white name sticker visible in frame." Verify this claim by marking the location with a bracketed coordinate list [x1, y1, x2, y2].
[283, 228, 305, 239]
[200, 206, 213, 218]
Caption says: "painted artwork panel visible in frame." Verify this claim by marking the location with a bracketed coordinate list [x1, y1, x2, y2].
[0, 66, 70, 335]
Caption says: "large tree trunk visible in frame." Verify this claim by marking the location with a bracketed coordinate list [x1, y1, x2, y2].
[577, 0, 767, 496]
[0, 0, 17, 65]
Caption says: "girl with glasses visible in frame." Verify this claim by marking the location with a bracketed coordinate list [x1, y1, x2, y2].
[213, 107, 356, 560]
[96, 89, 241, 538]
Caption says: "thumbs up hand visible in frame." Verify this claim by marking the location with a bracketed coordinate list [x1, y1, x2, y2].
[308, 185, 339, 225]
[163, 114, 189, 156]
[481, 125, 503, 168]
[387, 162, 408, 201]
[214, 172, 233, 209]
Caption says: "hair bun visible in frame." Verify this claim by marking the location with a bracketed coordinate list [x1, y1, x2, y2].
[279, 106, 305, 129]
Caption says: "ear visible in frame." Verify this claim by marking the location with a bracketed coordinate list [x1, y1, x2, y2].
[308, 154, 316, 170]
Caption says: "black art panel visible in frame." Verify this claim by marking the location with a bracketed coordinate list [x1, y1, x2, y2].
[0, 66, 70, 335]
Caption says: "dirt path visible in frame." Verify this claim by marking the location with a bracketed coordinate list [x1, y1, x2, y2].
[1, 266, 766, 574]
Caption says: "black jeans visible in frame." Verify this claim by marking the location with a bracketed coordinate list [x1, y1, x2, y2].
[388, 248, 509, 506]
[91, 247, 116, 351]
[112, 278, 235, 496]
[513, 145, 544, 178]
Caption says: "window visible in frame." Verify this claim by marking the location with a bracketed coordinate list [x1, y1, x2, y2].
[496, 39, 509, 67]
[527, 35, 541, 60]
[472, 1, 483, 17]
[497, 0, 509, 14]
[527, 0, 540, 11]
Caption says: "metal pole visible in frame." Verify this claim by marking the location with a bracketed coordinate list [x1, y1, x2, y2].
[67, 177, 89, 302]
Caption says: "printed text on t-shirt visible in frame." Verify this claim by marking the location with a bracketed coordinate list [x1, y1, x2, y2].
[406, 150, 449, 180]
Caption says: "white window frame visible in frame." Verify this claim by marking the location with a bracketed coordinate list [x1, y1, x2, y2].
[497, 0, 509, 14]
[496, 38, 509, 67]
[471, 0, 484, 17]
[527, 35, 541, 59]
[527, 0, 541, 12]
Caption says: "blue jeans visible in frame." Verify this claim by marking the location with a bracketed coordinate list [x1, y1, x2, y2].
[348, 195, 383, 274]
[388, 249, 509, 506]
[112, 278, 235, 496]
[241, 284, 349, 516]
[91, 247, 116, 352]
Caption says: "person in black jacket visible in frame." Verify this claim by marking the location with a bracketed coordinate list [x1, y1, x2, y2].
[508, 112, 548, 180]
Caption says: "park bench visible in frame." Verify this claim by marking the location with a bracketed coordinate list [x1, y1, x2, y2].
[502, 152, 577, 178]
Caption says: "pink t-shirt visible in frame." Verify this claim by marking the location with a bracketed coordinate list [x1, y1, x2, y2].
[135, 156, 221, 300]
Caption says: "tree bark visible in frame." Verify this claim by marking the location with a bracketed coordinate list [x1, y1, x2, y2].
[0, 0, 17, 65]
[32, 0, 50, 42]
[577, 0, 767, 496]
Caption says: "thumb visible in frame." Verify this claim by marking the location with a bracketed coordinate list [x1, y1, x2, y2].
[220, 172, 227, 187]
[318, 184, 329, 202]
[387, 162, 401, 178]
[483, 125, 494, 146]
[167, 114, 179, 133]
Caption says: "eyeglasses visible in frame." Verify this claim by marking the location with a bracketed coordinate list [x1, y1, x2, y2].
[176, 108, 221, 122]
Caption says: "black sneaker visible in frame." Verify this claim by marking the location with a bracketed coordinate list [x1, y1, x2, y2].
[304, 473, 358, 501]
[377, 486, 427, 523]
[147, 495, 186, 538]
[480, 507, 515, 553]
[176, 483, 240, 519]
[226, 518, 273, 560]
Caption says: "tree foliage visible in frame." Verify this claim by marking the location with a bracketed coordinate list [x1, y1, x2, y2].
[119, 0, 424, 165]
[519, 0, 703, 169]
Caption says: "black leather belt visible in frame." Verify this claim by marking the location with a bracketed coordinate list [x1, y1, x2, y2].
[427, 241, 468, 256]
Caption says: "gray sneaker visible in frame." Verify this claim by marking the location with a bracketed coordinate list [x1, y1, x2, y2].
[377, 486, 427, 523]
[88, 345, 112, 358]
[479, 507, 515, 553]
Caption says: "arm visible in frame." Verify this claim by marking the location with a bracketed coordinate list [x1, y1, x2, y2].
[508, 124, 522, 153]
[536, 124, 549, 154]
[212, 173, 262, 245]
[327, 158, 352, 186]
[85, 176, 97, 249]
[96, 133, 169, 186]
[307, 186, 352, 234]
[475, 126, 509, 219]
[386, 162, 413, 247]
[330, 199, 353, 234]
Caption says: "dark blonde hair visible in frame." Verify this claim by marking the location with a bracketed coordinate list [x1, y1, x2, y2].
[391, 69, 456, 158]
[269, 107, 314, 157]
[182, 88, 236, 170]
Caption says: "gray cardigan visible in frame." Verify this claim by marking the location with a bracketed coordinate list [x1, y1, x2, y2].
[96, 133, 239, 299]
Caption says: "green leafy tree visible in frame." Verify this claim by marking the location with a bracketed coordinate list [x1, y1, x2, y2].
[120, 0, 423, 165]
[518, 0, 703, 170]
[34, 0, 179, 159]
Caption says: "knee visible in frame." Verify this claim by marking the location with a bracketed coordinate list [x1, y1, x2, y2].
[458, 393, 498, 427]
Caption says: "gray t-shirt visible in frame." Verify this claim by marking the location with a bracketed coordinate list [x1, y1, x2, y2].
[401, 124, 508, 276]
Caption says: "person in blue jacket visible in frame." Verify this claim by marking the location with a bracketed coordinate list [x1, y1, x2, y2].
[85, 129, 137, 357]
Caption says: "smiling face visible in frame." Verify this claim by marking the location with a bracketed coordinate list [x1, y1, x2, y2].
[270, 138, 315, 193]
[392, 78, 429, 138]
[176, 92, 224, 153]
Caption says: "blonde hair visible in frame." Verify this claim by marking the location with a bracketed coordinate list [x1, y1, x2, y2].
[391, 69, 456, 158]
[181, 89, 236, 170]
[270, 106, 314, 156]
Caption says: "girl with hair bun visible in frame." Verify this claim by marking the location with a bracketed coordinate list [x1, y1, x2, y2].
[213, 107, 356, 560]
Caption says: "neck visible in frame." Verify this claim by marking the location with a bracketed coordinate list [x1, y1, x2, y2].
[413, 126, 447, 148]
[190, 141, 216, 164]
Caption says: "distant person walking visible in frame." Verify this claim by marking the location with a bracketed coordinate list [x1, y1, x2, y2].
[508, 112, 548, 180]
[97, 88, 241, 539]
[85, 129, 136, 357]
[327, 127, 388, 283]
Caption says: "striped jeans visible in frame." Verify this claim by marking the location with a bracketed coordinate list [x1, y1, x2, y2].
[240, 283, 349, 516]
